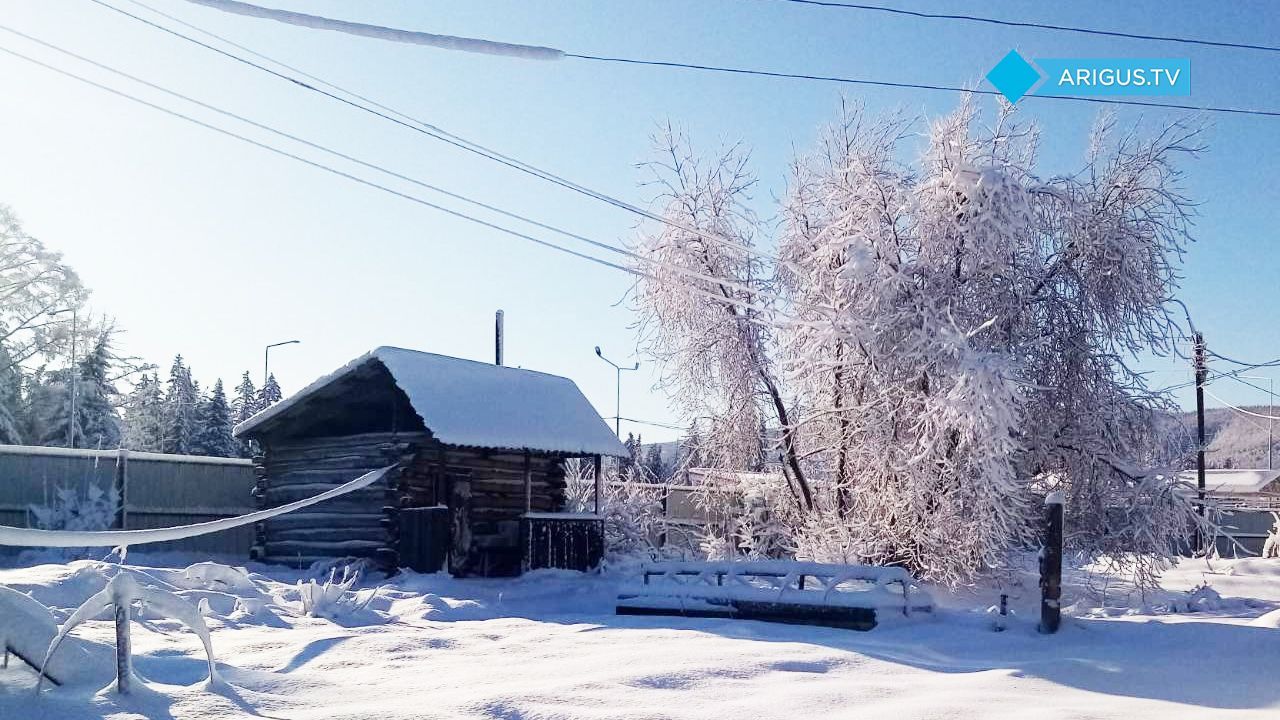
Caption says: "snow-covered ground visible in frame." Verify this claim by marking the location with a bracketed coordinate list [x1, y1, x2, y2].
[1, 552, 1277, 719]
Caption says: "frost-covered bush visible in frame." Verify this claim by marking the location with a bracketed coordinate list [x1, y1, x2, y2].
[565, 458, 669, 562]
[29, 481, 120, 532]
[1264, 513, 1280, 560]
[40, 570, 218, 694]
[297, 565, 379, 619]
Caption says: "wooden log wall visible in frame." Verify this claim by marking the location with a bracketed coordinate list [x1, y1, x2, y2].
[253, 430, 571, 576]
[391, 445, 568, 577]
[251, 431, 425, 568]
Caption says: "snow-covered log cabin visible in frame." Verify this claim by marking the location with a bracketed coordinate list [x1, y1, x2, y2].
[234, 347, 627, 576]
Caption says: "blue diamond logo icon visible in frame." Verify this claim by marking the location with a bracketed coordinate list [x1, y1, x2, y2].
[986, 50, 1043, 103]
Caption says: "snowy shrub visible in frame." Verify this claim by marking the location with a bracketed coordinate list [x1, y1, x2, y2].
[40, 570, 218, 693]
[297, 565, 379, 619]
[565, 458, 668, 562]
[1264, 513, 1280, 560]
[29, 481, 120, 532]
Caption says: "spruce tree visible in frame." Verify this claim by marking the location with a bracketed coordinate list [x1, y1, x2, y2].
[193, 379, 236, 457]
[231, 371, 260, 457]
[73, 335, 121, 449]
[123, 372, 165, 451]
[162, 354, 198, 455]
[259, 373, 282, 407]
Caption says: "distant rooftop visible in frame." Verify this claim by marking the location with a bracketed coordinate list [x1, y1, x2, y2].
[1176, 469, 1280, 495]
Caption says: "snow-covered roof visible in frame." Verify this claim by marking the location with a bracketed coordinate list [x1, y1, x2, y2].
[1176, 469, 1280, 495]
[235, 346, 628, 457]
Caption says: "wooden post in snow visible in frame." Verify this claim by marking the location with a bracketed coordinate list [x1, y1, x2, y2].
[1039, 492, 1064, 634]
[114, 448, 129, 530]
[593, 455, 602, 514]
[114, 603, 132, 694]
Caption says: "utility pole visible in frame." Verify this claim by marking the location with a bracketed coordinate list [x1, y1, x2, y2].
[51, 308, 77, 448]
[1194, 331, 1207, 552]
[594, 346, 638, 437]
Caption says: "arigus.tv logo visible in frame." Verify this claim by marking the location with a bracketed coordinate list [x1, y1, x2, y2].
[986, 50, 1190, 103]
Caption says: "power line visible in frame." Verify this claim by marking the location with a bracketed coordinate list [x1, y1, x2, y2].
[0, 38, 804, 323]
[1204, 387, 1280, 421]
[105, 0, 1280, 119]
[0, 21, 796, 311]
[770, 0, 1280, 54]
[92, 0, 780, 264]
[1205, 348, 1280, 369]
[0, 43, 636, 275]
[564, 53, 1280, 119]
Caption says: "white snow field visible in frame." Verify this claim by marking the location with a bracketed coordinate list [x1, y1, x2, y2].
[1, 553, 1277, 719]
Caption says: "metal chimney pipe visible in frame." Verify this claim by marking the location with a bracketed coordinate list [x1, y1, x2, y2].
[495, 310, 504, 366]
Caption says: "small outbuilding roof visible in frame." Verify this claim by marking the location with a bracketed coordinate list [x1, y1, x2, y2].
[1176, 469, 1280, 495]
[235, 346, 628, 457]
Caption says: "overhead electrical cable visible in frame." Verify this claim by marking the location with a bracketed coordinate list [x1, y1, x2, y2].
[771, 0, 1280, 54]
[1204, 387, 1280, 422]
[0, 39, 800, 322]
[92, 0, 783, 264]
[108, 0, 1280, 119]
[0, 22, 797, 310]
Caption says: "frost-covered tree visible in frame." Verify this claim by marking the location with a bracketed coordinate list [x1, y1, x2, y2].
[72, 333, 122, 449]
[637, 100, 1205, 585]
[0, 344, 24, 444]
[192, 379, 236, 457]
[632, 126, 813, 510]
[122, 372, 165, 451]
[259, 373, 282, 408]
[231, 371, 259, 457]
[642, 443, 668, 482]
[0, 205, 87, 375]
[162, 355, 198, 455]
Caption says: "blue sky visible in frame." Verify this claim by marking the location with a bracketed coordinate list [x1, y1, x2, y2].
[2, 0, 1277, 440]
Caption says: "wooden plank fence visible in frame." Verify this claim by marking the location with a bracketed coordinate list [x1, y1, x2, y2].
[0, 445, 255, 556]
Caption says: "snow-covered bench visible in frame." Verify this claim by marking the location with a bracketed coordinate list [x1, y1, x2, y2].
[615, 561, 933, 630]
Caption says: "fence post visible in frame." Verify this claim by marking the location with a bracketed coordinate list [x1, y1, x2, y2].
[1039, 491, 1064, 634]
[114, 602, 131, 694]
[114, 448, 129, 530]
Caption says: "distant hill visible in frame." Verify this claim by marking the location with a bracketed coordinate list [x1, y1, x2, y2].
[1174, 406, 1280, 469]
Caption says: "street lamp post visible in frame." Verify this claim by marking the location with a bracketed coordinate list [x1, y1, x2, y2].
[1239, 374, 1275, 470]
[51, 308, 77, 448]
[594, 346, 638, 437]
[264, 340, 301, 386]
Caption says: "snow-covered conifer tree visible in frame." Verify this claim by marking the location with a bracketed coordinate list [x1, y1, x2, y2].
[192, 379, 236, 457]
[231, 371, 259, 457]
[259, 373, 283, 408]
[162, 355, 198, 455]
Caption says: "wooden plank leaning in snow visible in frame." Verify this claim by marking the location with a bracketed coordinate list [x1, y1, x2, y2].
[0, 465, 394, 548]
[616, 561, 934, 631]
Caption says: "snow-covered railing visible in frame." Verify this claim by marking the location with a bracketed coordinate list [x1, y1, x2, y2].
[616, 561, 933, 630]
[0, 466, 393, 549]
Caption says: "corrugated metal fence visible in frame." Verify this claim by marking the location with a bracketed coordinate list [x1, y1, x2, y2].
[0, 445, 255, 556]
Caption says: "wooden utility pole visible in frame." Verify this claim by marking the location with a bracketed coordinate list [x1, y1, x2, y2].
[1194, 331, 1207, 553]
